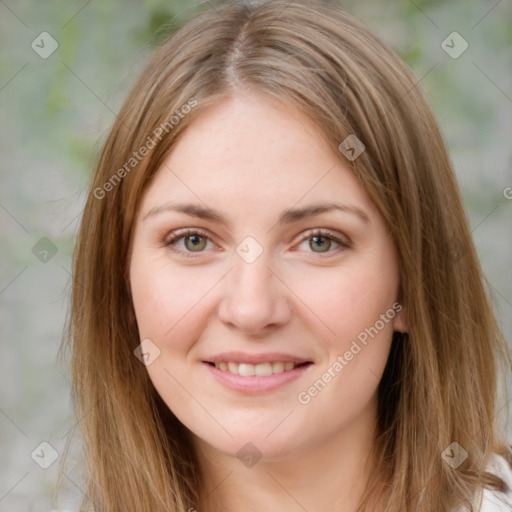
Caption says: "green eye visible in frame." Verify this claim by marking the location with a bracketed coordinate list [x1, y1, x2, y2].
[309, 235, 332, 253]
[297, 229, 351, 256]
[184, 234, 207, 252]
[165, 228, 350, 259]
[165, 229, 213, 257]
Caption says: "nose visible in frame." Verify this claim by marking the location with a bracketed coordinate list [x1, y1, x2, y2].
[217, 253, 292, 336]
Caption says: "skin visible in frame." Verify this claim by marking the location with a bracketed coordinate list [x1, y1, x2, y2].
[129, 90, 407, 512]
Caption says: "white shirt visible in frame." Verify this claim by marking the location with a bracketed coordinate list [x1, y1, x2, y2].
[478, 453, 512, 511]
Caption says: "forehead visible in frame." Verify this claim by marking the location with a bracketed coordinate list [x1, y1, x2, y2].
[139, 93, 375, 219]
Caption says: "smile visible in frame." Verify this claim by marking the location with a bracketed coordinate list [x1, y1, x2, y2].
[204, 360, 314, 394]
[210, 361, 308, 376]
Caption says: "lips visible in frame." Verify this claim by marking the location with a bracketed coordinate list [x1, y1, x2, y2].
[202, 352, 314, 393]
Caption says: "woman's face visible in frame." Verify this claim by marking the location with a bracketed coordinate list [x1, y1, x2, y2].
[129, 92, 406, 461]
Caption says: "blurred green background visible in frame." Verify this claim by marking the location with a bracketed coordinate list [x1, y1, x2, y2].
[1, 0, 511, 510]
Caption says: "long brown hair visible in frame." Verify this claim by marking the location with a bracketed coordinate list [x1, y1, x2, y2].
[61, 1, 512, 510]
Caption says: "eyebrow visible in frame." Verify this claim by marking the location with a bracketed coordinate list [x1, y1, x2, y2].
[142, 201, 370, 227]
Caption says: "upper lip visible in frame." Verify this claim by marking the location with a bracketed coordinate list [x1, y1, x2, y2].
[204, 352, 313, 365]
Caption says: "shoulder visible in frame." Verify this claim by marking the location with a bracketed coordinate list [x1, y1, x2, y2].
[478, 453, 512, 512]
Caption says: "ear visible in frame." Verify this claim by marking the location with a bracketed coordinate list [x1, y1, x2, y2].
[392, 302, 408, 334]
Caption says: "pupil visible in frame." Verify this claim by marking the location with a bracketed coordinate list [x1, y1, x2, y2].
[186, 235, 205, 251]
[311, 236, 330, 252]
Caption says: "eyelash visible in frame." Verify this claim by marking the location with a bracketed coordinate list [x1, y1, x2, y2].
[163, 228, 351, 259]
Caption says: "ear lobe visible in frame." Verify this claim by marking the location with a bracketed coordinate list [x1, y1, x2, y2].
[393, 304, 408, 334]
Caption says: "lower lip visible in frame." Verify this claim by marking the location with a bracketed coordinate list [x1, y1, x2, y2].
[203, 362, 313, 394]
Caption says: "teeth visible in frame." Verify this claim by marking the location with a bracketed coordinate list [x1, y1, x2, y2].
[255, 362, 272, 376]
[213, 361, 303, 376]
[272, 361, 284, 373]
[239, 363, 255, 376]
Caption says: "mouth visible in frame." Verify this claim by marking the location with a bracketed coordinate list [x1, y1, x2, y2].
[202, 353, 314, 394]
[205, 360, 312, 376]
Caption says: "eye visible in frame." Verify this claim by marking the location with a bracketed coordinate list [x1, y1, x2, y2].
[296, 229, 351, 255]
[164, 227, 351, 259]
[164, 229, 215, 257]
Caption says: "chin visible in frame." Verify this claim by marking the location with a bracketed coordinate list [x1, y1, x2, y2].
[200, 429, 302, 465]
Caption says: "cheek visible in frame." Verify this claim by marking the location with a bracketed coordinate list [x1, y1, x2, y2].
[292, 255, 399, 417]
[292, 269, 395, 432]
[287, 257, 399, 347]
[129, 258, 220, 423]
[130, 255, 219, 345]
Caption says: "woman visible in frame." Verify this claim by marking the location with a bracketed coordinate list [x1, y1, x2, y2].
[62, 1, 512, 510]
